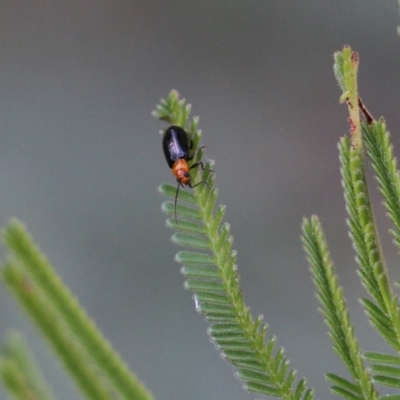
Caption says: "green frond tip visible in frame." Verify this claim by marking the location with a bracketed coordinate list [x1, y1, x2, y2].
[333, 48, 346, 92]
[158, 91, 314, 399]
[333, 46, 361, 148]
[152, 89, 192, 127]
[333, 46, 359, 102]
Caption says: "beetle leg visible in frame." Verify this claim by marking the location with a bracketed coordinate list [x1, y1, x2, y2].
[189, 161, 213, 173]
[188, 145, 207, 161]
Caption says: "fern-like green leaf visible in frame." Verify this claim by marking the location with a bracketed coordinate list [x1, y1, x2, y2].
[362, 119, 400, 252]
[339, 133, 400, 351]
[333, 47, 400, 356]
[2, 219, 154, 400]
[0, 331, 55, 400]
[2, 261, 113, 400]
[302, 216, 378, 400]
[156, 90, 314, 400]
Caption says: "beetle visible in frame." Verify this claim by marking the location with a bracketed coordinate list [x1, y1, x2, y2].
[162, 125, 212, 222]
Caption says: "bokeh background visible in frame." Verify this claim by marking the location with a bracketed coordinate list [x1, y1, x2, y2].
[1, 2, 400, 399]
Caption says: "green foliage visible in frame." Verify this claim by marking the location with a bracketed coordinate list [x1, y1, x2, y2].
[1, 220, 153, 400]
[155, 57, 400, 399]
[333, 46, 362, 148]
[3, 41, 400, 400]
[156, 90, 314, 399]
[301, 45, 400, 400]
[338, 133, 399, 349]
[302, 216, 377, 400]
[362, 119, 400, 251]
[0, 331, 55, 400]
[336, 49, 400, 353]
[152, 89, 194, 129]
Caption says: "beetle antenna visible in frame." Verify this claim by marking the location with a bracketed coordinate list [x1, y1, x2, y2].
[174, 183, 180, 223]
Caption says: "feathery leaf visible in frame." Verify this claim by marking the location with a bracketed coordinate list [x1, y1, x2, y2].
[156, 90, 314, 399]
[2, 219, 154, 400]
[334, 47, 400, 351]
[302, 216, 377, 400]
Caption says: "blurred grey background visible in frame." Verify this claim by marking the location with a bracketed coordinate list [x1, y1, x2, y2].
[0, 2, 400, 399]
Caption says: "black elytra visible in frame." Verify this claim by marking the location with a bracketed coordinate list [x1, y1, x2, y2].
[162, 125, 213, 223]
[162, 125, 190, 168]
